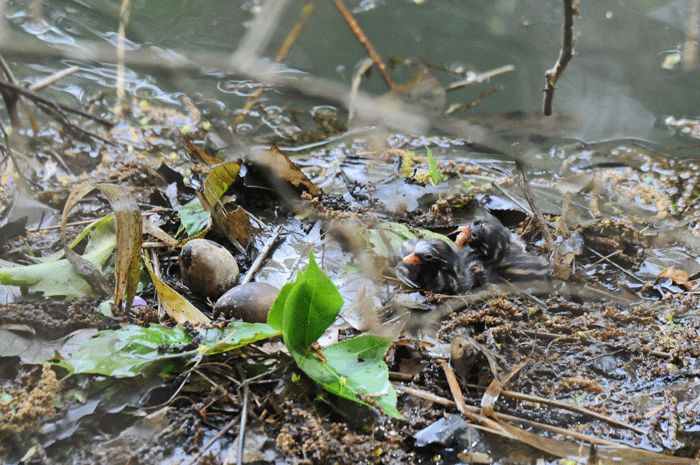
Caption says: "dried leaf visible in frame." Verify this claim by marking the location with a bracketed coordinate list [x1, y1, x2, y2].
[656, 266, 689, 286]
[142, 253, 210, 325]
[179, 130, 221, 165]
[61, 183, 142, 312]
[246, 145, 320, 196]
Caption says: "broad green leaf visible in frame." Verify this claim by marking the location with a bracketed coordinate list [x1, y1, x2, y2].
[55, 325, 196, 377]
[178, 198, 210, 237]
[199, 322, 280, 355]
[267, 281, 295, 331]
[34, 215, 115, 263]
[282, 252, 343, 351]
[0, 221, 116, 297]
[291, 334, 400, 418]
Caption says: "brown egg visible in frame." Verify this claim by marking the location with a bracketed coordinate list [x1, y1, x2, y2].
[180, 239, 239, 300]
[214, 282, 280, 323]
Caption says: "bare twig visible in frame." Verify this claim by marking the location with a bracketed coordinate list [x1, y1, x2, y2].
[28, 66, 80, 92]
[684, 0, 700, 70]
[0, 53, 39, 131]
[445, 84, 503, 115]
[542, 0, 578, 115]
[331, 0, 394, 90]
[444, 64, 514, 91]
[116, 0, 132, 109]
[240, 225, 283, 285]
[488, 386, 647, 435]
[183, 414, 240, 465]
[512, 143, 554, 253]
[584, 245, 643, 283]
[0, 76, 112, 127]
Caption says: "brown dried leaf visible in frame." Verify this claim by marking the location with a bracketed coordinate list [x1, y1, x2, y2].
[62, 183, 142, 312]
[656, 266, 689, 286]
[246, 145, 320, 196]
[179, 130, 221, 165]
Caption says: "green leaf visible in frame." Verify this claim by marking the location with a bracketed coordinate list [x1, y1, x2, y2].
[291, 335, 400, 418]
[202, 161, 241, 207]
[267, 281, 295, 331]
[199, 322, 280, 355]
[426, 147, 445, 185]
[178, 198, 210, 237]
[282, 252, 344, 352]
[0, 220, 116, 297]
[55, 325, 196, 377]
[268, 251, 399, 417]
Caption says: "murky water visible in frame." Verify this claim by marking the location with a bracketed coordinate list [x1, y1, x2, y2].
[2, 0, 698, 154]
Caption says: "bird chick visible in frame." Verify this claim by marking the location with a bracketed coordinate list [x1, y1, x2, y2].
[457, 220, 549, 282]
[399, 239, 487, 294]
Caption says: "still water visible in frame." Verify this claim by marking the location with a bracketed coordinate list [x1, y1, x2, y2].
[1, 0, 698, 154]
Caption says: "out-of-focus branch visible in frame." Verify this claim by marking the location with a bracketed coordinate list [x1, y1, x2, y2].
[234, 2, 314, 126]
[331, 0, 394, 90]
[542, 0, 578, 116]
[683, 0, 699, 71]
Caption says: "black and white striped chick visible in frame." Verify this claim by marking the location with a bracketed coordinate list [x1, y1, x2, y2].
[456, 220, 550, 282]
[398, 238, 489, 295]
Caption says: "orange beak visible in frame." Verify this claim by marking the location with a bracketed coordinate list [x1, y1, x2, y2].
[455, 226, 471, 249]
[403, 253, 421, 265]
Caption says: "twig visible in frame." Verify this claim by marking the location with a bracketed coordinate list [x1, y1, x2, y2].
[183, 414, 240, 465]
[0, 53, 39, 131]
[0, 78, 114, 128]
[28, 66, 80, 92]
[512, 143, 554, 254]
[445, 84, 503, 115]
[489, 386, 647, 435]
[240, 225, 283, 285]
[542, 0, 578, 115]
[236, 365, 249, 465]
[445, 64, 515, 91]
[584, 245, 643, 284]
[684, 0, 700, 70]
[331, 0, 394, 90]
[521, 329, 672, 359]
[116, 0, 132, 109]
[394, 383, 625, 447]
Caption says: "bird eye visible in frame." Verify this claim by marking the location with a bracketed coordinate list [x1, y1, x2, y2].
[423, 254, 434, 261]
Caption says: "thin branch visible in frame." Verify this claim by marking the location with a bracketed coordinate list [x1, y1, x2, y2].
[240, 225, 283, 285]
[542, 0, 578, 116]
[684, 0, 700, 70]
[331, 0, 394, 90]
[444, 64, 514, 91]
[512, 143, 554, 254]
[116, 0, 132, 109]
[183, 414, 240, 465]
[28, 65, 80, 92]
[0, 79, 115, 129]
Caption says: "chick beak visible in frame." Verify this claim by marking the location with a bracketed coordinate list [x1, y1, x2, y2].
[403, 253, 421, 265]
[455, 226, 471, 249]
